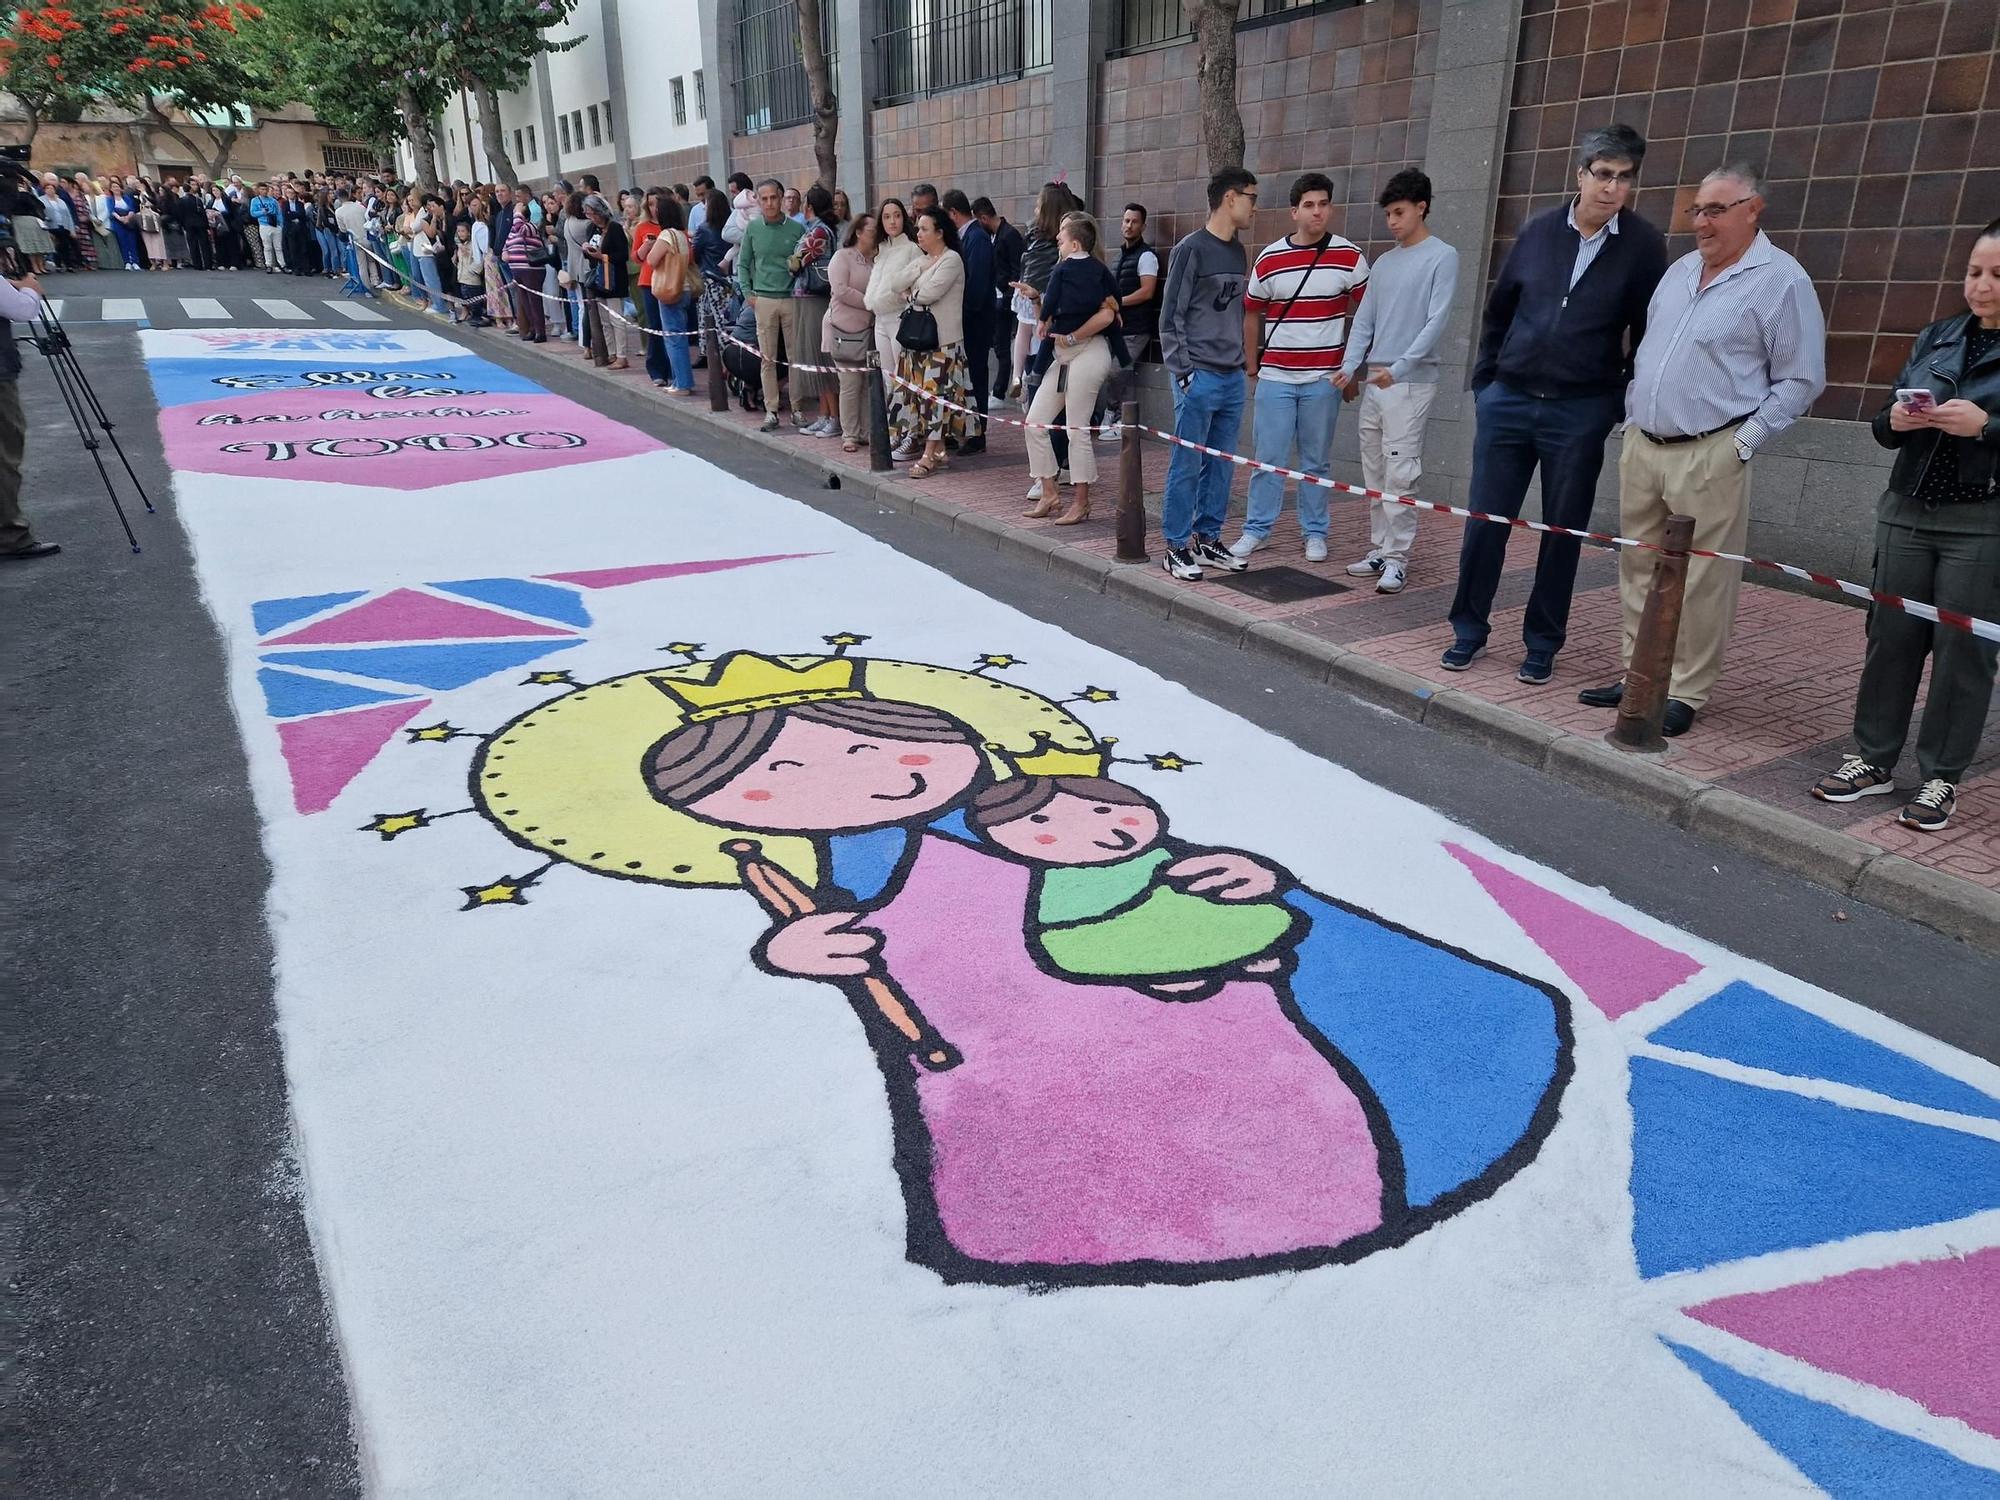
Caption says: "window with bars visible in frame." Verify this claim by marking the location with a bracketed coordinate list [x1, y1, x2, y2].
[559, 114, 572, 154]
[321, 142, 379, 173]
[514, 127, 525, 163]
[672, 76, 688, 127]
[526, 124, 537, 161]
[572, 109, 584, 151]
[588, 104, 602, 147]
[1114, 0, 1364, 55]
[603, 100, 614, 141]
[694, 69, 706, 120]
[874, 0, 1052, 103]
[731, 0, 839, 135]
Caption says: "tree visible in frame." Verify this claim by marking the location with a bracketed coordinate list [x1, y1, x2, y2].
[0, 5, 95, 150]
[109, 1, 288, 177]
[797, 0, 835, 193]
[1184, 0, 1243, 175]
[420, 0, 581, 189]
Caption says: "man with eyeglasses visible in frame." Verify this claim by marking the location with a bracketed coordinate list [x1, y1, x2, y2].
[1444, 124, 1668, 685]
[1578, 165, 1825, 736]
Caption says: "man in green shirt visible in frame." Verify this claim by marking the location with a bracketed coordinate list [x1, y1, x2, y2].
[737, 178, 806, 430]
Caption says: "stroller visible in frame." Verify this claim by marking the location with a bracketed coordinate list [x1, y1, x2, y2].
[720, 293, 785, 413]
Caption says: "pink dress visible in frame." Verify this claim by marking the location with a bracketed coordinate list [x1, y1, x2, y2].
[863, 834, 1387, 1281]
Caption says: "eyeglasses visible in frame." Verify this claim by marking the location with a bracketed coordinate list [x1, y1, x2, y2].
[1239, 191, 1259, 204]
[1584, 167, 1638, 186]
[1688, 195, 1754, 220]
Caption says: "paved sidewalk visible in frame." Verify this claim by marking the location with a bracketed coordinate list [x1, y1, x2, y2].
[496, 328, 2000, 939]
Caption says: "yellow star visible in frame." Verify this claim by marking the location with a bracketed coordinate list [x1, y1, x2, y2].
[405, 721, 468, 744]
[362, 810, 430, 840]
[663, 641, 706, 656]
[523, 670, 578, 687]
[1146, 751, 1199, 772]
[1077, 686, 1118, 703]
[977, 653, 1022, 669]
[822, 632, 871, 649]
[460, 876, 531, 910]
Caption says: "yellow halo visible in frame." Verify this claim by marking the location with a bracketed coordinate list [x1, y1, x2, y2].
[470, 655, 1105, 889]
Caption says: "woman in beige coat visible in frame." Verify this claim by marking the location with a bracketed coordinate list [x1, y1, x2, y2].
[864, 197, 924, 437]
[890, 208, 968, 478]
[824, 213, 880, 453]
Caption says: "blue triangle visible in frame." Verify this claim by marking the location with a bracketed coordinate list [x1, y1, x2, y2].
[430, 576, 593, 629]
[1652, 982, 2000, 1124]
[256, 667, 415, 719]
[1629, 1057, 2000, 1278]
[1663, 1340, 2000, 1497]
[252, 590, 366, 637]
[262, 639, 585, 692]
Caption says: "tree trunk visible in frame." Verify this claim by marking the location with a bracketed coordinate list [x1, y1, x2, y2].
[470, 79, 520, 190]
[397, 85, 442, 193]
[202, 126, 241, 179]
[1185, 0, 1244, 175]
[796, 0, 838, 193]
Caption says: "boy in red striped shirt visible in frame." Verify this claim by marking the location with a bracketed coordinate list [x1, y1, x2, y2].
[1230, 173, 1369, 565]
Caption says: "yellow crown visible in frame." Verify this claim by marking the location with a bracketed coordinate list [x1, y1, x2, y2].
[1000, 730, 1106, 778]
[650, 651, 863, 723]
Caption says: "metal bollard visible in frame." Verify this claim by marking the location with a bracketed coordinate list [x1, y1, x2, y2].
[869, 354, 893, 472]
[1115, 398, 1148, 563]
[1608, 512, 1696, 754]
[705, 312, 730, 411]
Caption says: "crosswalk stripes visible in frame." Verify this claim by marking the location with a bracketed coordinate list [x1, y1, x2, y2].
[45, 299, 63, 320]
[323, 300, 389, 323]
[100, 298, 147, 321]
[253, 299, 310, 321]
[180, 298, 230, 319]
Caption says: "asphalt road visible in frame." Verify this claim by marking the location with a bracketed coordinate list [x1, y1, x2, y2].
[6, 270, 1996, 1495]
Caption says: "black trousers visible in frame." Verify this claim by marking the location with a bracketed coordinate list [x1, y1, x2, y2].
[992, 311, 1017, 396]
[964, 313, 993, 428]
[182, 226, 212, 270]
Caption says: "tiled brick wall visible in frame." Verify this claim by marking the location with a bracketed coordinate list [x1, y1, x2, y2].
[1494, 0, 2000, 421]
[729, 124, 821, 194]
[631, 146, 713, 189]
[871, 74, 1054, 225]
[1094, 0, 1437, 263]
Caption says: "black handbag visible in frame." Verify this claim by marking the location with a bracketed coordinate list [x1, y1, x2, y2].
[897, 297, 939, 353]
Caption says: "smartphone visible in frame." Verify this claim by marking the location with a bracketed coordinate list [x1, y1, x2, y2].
[1896, 387, 1936, 413]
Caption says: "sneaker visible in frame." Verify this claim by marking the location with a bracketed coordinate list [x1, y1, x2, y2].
[1303, 536, 1328, 563]
[1810, 756, 1896, 804]
[1516, 650, 1555, 685]
[759, 413, 780, 433]
[1376, 560, 1408, 594]
[1098, 421, 1122, 443]
[1163, 546, 1204, 581]
[1440, 640, 1484, 671]
[1025, 478, 1048, 501]
[1057, 468, 1073, 487]
[1228, 532, 1266, 561]
[1345, 554, 1386, 578]
[1897, 778, 1955, 831]
[1190, 537, 1249, 573]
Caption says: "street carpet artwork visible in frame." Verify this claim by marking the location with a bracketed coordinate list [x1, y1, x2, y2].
[150, 329, 2000, 1496]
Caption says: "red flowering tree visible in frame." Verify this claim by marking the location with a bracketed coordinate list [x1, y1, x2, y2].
[103, 2, 285, 176]
[0, 4, 133, 148]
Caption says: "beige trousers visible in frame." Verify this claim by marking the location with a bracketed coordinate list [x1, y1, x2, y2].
[1024, 335, 1114, 486]
[1616, 425, 1753, 710]
[753, 295, 799, 413]
[1357, 379, 1437, 563]
[838, 368, 868, 441]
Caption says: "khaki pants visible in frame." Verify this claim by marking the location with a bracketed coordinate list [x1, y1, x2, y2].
[1024, 335, 1113, 486]
[838, 368, 867, 442]
[1357, 378, 1436, 564]
[0, 379, 33, 554]
[1616, 426, 1752, 710]
[753, 295, 799, 414]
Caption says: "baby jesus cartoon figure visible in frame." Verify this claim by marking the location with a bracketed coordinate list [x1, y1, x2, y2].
[968, 776, 1302, 996]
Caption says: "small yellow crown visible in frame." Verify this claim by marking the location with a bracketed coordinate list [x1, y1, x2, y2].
[650, 651, 863, 723]
[999, 730, 1106, 778]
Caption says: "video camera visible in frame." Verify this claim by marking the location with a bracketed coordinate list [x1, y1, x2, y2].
[0, 143, 33, 258]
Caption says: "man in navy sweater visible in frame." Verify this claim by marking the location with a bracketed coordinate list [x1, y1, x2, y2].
[1443, 124, 1669, 684]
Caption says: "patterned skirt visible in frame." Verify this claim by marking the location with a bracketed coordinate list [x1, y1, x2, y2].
[891, 343, 969, 445]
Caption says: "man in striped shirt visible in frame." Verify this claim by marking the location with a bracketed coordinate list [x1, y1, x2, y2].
[1229, 173, 1369, 564]
[1577, 164, 1825, 737]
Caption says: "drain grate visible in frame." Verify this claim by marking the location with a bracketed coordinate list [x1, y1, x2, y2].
[1210, 566, 1351, 605]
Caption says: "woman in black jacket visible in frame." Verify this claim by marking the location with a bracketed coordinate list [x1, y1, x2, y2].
[1812, 218, 2000, 832]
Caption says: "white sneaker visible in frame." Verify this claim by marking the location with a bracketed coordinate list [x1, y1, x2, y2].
[1025, 478, 1047, 501]
[1377, 560, 1408, 594]
[1057, 468, 1073, 487]
[1228, 533, 1266, 560]
[1098, 421, 1122, 443]
[1303, 536, 1328, 563]
[1346, 554, 1385, 578]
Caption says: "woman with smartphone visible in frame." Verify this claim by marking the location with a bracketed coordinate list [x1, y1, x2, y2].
[1812, 218, 2000, 832]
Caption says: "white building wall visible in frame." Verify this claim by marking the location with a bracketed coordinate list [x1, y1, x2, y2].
[618, 1, 710, 164]
[544, 1, 615, 179]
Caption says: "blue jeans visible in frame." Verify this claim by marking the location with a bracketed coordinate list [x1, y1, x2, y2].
[644, 289, 694, 389]
[412, 254, 445, 314]
[1447, 381, 1624, 655]
[1161, 368, 1247, 550]
[568, 286, 587, 345]
[1243, 376, 1339, 540]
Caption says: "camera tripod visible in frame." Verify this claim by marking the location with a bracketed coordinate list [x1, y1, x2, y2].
[18, 292, 155, 553]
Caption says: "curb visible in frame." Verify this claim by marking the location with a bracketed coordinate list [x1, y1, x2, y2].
[487, 330, 2000, 958]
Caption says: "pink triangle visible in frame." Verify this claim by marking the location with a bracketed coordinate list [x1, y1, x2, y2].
[1688, 1249, 2000, 1438]
[277, 699, 429, 814]
[265, 588, 574, 646]
[1446, 843, 1701, 1020]
[537, 554, 821, 589]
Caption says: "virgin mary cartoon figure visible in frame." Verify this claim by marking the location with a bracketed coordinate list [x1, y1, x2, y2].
[476, 650, 1571, 1288]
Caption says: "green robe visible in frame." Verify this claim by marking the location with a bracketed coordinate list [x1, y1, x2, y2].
[1032, 847, 1301, 980]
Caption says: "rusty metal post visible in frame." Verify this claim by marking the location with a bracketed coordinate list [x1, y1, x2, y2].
[1115, 398, 1148, 563]
[1608, 513, 1696, 754]
[705, 304, 730, 412]
[869, 352, 893, 472]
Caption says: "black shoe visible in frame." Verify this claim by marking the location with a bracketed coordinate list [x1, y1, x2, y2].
[0, 540, 60, 560]
[1190, 537, 1248, 573]
[1577, 680, 1624, 708]
[1661, 699, 1697, 737]
[1517, 650, 1555, 685]
[1898, 779, 1956, 832]
[956, 436, 986, 456]
[1439, 640, 1484, 672]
